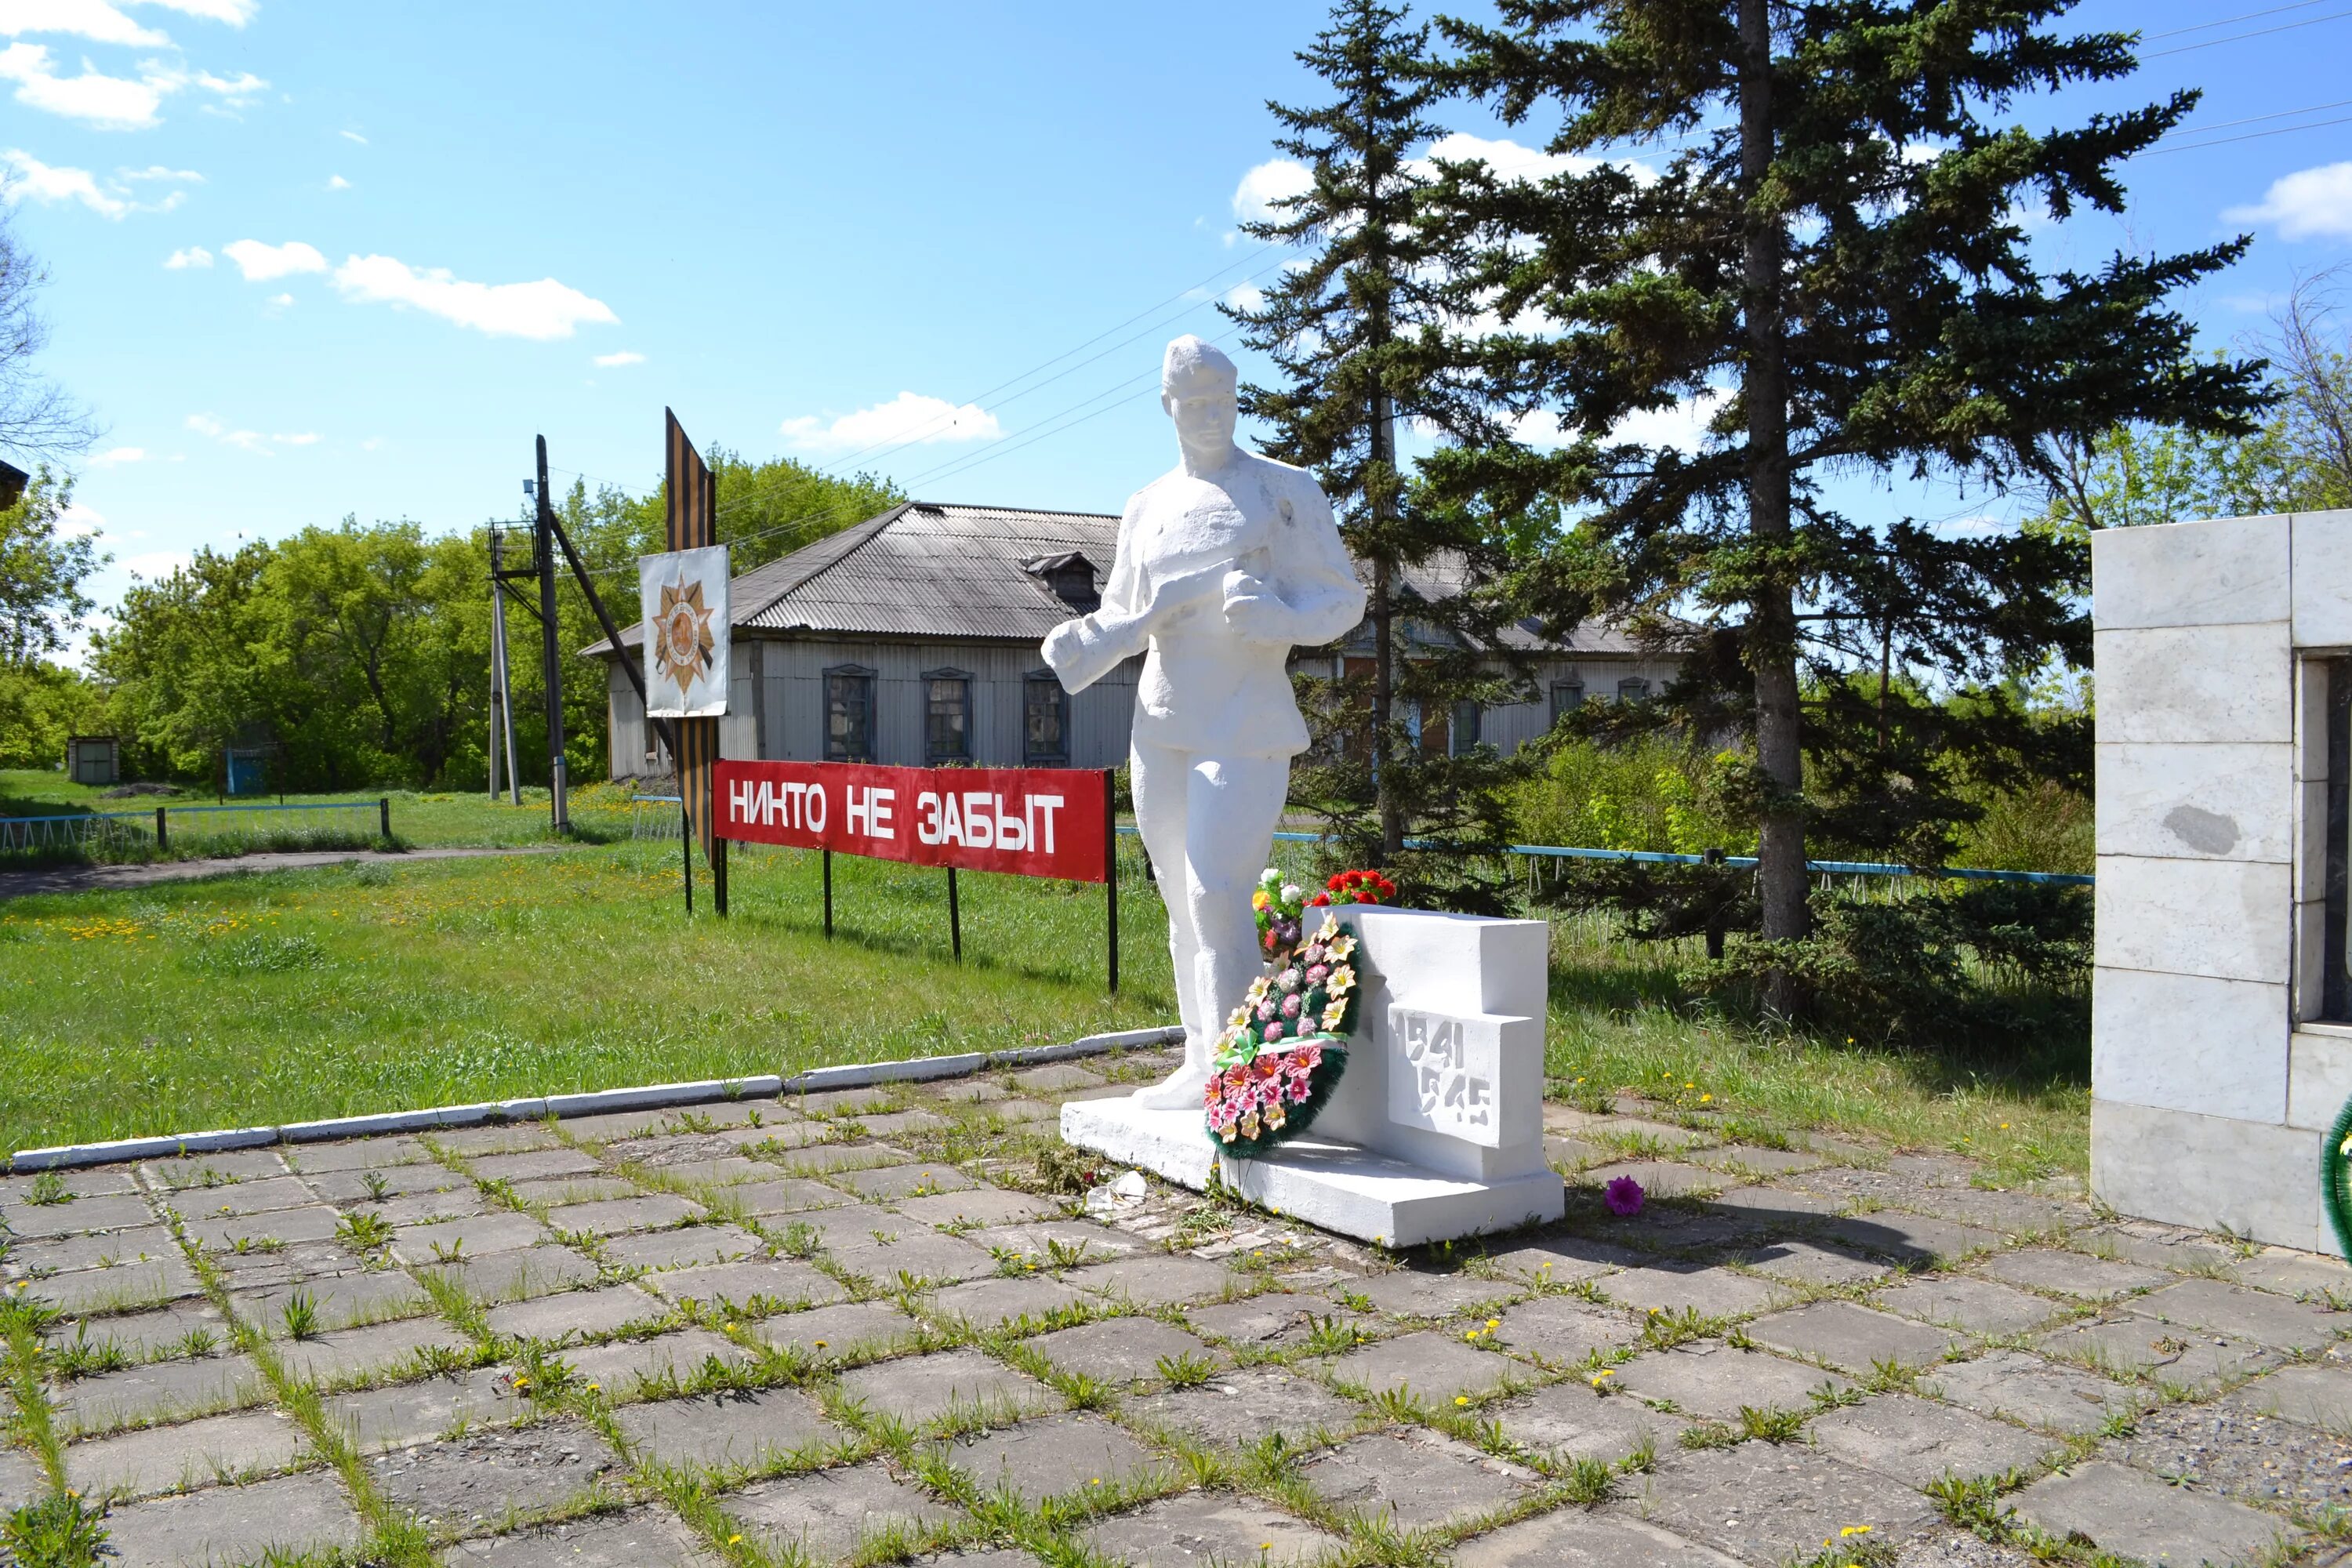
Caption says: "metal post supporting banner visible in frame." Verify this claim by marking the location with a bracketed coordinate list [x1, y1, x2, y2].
[379, 797, 390, 842]
[154, 806, 167, 852]
[682, 813, 694, 914]
[822, 848, 833, 938]
[713, 837, 728, 917]
[1103, 768, 1119, 994]
[534, 437, 568, 836]
[488, 526, 521, 806]
[947, 868, 961, 962]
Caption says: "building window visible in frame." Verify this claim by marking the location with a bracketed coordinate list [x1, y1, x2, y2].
[1024, 672, 1068, 765]
[825, 666, 875, 762]
[924, 670, 972, 764]
[1549, 681, 1584, 728]
[1450, 699, 1483, 757]
[1617, 677, 1650, 704]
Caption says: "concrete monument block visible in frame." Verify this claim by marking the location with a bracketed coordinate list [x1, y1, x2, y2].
[2092, 742, 2293, 863]
[2092, 855, 2290, 985]
[2092, 1100, 2327, 1255]
[2093, 623, 2292, 746]
[2288, 1032, 2352, 1132]
[2292, 510, 2352, 646]
[2090, 968, 2287, 1123]
[2091, 511, 2288, 631]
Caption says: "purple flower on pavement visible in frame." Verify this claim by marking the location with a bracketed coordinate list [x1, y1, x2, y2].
[1602, 1176, 1646, 1217]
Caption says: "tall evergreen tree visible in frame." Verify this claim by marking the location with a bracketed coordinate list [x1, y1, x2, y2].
[1425, 0, 2267, 993]
[1225, 0, 1507, 862]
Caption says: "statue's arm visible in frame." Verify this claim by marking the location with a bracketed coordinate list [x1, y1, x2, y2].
[1222, 477, 1367, 648]
[1042, 497, 1220, 692]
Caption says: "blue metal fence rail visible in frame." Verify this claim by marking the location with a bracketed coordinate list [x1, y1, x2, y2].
[0, 798, 392, 854]
[1118, 824, 2092, 887]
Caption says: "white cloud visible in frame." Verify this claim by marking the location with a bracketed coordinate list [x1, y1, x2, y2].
[0, 42, 169, 127]
[780, 390, 1002, 451]
[591, 349, 644, 367]
[162, 243, 209, 267]
[1224, 281, 1265, 312]
[222, 237, 325, 279]
[265, 290, 289, 306]
[2, 147, 125, 214]
[1613, 386, 1733, 452]
[88, 445, 143, 465]
[338, 128, 365, 143]
[129, 0, 254, 22]
[325, 173, 348, 191]
[116, 162, 198, 182]
[55, 501, 102, 535]
[270, 430, 314, 445]
[118, 547, 191, 579]
[359, 435, 384, 451]
[2225, 162, 2352, 241]
[1232, 158, 1313, 224]
[190, 67, 260, 106]
[0, 1, 172, 48]
[185, 410, 267, 452]
[330, 252, 618, 339]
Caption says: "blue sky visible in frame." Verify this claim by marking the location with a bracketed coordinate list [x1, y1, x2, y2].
[3, 0, 2350, 642]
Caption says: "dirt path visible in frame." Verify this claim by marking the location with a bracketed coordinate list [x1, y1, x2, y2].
[0, 844, 568, 900]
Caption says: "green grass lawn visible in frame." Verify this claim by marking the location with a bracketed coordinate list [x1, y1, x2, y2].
[0, 831, 2089, 1181]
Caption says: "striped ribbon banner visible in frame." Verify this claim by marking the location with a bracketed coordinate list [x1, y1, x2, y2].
[665, 408, 720, 869]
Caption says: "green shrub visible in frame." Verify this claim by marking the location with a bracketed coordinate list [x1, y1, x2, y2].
[1507, 735, 1755, 856]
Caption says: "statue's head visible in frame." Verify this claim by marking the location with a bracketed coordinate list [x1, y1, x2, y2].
[1161, 335, 1237, 463]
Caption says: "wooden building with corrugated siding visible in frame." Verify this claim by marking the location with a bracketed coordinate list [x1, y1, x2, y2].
[581, 501, 1680, 779]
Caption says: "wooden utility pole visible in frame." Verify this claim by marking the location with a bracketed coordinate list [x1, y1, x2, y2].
[535, 437, 569, 835]
[488, 526, 521, 804]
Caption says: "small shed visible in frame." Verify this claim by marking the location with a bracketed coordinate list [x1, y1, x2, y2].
[66, 735, 120, 786]
[0, 459, 25, 512]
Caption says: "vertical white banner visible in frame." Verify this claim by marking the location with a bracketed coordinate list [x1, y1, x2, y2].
[640, 545, 731, 718]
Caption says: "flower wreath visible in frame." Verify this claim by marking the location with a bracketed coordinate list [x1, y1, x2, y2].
[1205, 868, 1393, 1159]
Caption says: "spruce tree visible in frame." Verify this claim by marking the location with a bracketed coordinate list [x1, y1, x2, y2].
[1425, 0, 2268, 987]
[1225, 0, 1507, 865]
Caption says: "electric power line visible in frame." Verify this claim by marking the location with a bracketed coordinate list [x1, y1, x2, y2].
[2145, 0, 2336, 39]
[2142, 5, 2352, 56]
[2146, 110, 2352, 154]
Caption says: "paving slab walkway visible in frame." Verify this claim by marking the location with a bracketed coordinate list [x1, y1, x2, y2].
[2, 1048, 2343, 1566]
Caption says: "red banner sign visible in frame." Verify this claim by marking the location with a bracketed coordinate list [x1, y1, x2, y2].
[712, 760, 1112, 883]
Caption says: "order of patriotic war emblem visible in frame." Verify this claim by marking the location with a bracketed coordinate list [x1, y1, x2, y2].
[639, 544, 731, 718]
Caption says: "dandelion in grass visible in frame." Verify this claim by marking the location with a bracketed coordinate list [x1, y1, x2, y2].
[1603, 1176, 1645, 1218]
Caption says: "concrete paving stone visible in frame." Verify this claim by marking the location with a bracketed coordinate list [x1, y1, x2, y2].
[566, 1328, 754, 1394]
[441, 1506, 725, 1566]
[20, 1255, 199, 1315]
[361, 1186, 492, 1225]
[1982, 1247, 2168, 1301]
[1609, 1341, 1852, 1419]
[0, 1443, 42, 1512]
[486, 1283, 670, 1345]
[973, 1218, 1141, 1266]
[3, 1222, 179, 1277]
[510, 1175, 644, 1206]
[303, 1161, 465, 1205]
[545, 1194, 702, 1237]
[927, 1076, 1012, 1103]
[432, 1123, 564, 1156]
[1084, 1493, 1344, 1568]
[371, 1419, 622, 1534]
[985, 1097, 1058, 1123]
[140, 1150, 289, 1189]
[2103, 1398, 2352, 1515]
[180, 1203, 344, 1250]
[99, 1467, 364, 1566]
[277, 1313, 476, 1388]
[396, 1210, 554, 1263]
[725, 1459, 955, 1563]
[1455, 1512, 1748, 1566]
[1809, 1392, 2062, 1486]
[2, 1192, 158, 1237]
[780, 1142, 914, 1175]
[1744, 1300, 1962, 1373]
[1013, 1063, 1104, 1093]
[837, 1347, 1058, 1426]
[1872, 1274, 2072, 1338]
[933, 1410, 1160, 1501]
[1490, 1380, 1686, 1465]
[1057, 1083, 1135, 1104]
[791, 1087, 900, 1116]
[288, 1135, 430, 1173]
[2225, 1361, 2352, 1428]
[2126, 1276, 2347, 1352]
[601, 1224, 763, 1273]
[726, 1176, 851, 1215]
[2078, 1224, 2241, 1276]
[560, 1109, 695, 1142]
[615, 1386, 840, 1474]
[720, 1121, 836, 1153]
[50, 1352, 269, 1436]
[1904, 1187, 2087, 1236]
[648, 1156, 774, 1185]
[791, 1200, 904, 1244]
[322, 1366, 522, 1452]
[849, 1109, 952, 1138]
[1124, 1364, 1363, 1450]
[924, 1273, 1085, 1329]
[423, 1244, 600, 1305]
[1300, 1428, 1537, 1530]
[1824, 1210, 2004, 1266]
[470, 1147, 604, 1183]
[1546, 1134, 1612, 1169]
[1690, 1144, 1824, 1177]
[895, 1187, 1060, 1229]
[1917, 1349, 2150, 1433]
[1031, 1317, 1223, 1388]
[1587, 1116, 1714, 1151]
[64, 1409, 310, 1500]
[1, 1166, 141, 1201]
[1180, 1293, 1369, 1350]
[203, 1248, 351, 1298]
[1490, 1294, 1636, 1367]
[1341, 1269, 1519, 1320]
[749, 1301, 923, 1361]
[2037, 1317, 2278, 1392]
[2233, 1248, 2352, 1301]
[1701, 1183, 1847, 1221]
[233, 1270, 432, 1335]
[159, 1175, 316, 1218]
[1074, 1252, 1243, 1308]
[1480, 1233, 1636, 1283]
[1615, 1442, 1939, 1563]
[1596, 1260, 1789, 1319]
[1733, 1239, 1887, 1288]
[828, 1230, 1000, 1286]
[1577, 1160, 1726, 1199]
[1623, 1210, 1758, 1251]
[833, 1163, 978, 1202]
[641, 1257, 843, 1312]
[46, 1301, 228, 1362]
[1323, 1328, 1522, 1401]
[2011, 1460, 2291, 1565]
[604, 1134, 740, 1167]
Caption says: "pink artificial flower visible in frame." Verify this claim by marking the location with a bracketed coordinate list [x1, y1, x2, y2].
[1298, 1043, 1323, 1069]
[1264, 1021, 1283, 1043]
[1305, 964, 1330, 984]
[1280, 994, 1303, 1019]
[1257, 1000, 1277, 1022]
[1603, 1176, 1646, 1217]
[1287, 1078, 1311, 1105]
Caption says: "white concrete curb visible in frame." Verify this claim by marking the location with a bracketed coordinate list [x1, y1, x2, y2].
[5, 1025, 1184, 1173]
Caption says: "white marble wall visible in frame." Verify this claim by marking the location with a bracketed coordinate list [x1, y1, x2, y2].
[2091, 510, 2352, 1253]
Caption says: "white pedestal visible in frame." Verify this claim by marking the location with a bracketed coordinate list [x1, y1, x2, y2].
[1059, 1097, 1564, 1247]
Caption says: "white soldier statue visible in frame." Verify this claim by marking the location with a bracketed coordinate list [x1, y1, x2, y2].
[1043, 336, 1367, 1110]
